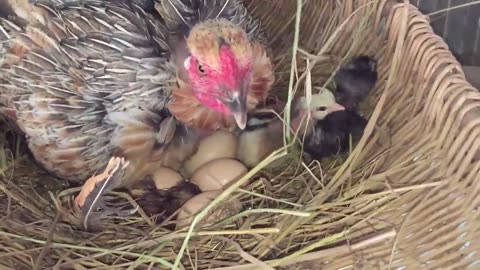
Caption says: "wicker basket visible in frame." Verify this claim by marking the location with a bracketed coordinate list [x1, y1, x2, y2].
[240, 0, 480, 269]
[1, 0, 480, 269]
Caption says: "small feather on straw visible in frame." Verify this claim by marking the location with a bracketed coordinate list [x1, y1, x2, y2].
[74, 156, 130, 229]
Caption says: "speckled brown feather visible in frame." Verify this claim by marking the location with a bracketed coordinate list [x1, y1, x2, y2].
[0, 0, 189, 184]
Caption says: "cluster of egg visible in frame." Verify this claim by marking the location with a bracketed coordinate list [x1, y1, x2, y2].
[146, 131, 247, 229]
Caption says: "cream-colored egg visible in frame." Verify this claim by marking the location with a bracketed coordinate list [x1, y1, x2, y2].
[152, 167, 184, 190]
[191, 158, 248, 191]
[237, 128, 273, 168]
[184, 131, 238, 176]
[176, 190, 243, 229]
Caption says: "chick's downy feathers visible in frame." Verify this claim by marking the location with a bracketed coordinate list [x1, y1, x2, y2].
[334, 55, 378, 108]
[291, 89, 346, 134]
[303, 109, 368, 160]
[293, 88, 368, 161]
[237, 109, 283, 168]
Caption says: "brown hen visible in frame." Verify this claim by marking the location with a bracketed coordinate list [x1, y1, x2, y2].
[0, 0, 275, 191]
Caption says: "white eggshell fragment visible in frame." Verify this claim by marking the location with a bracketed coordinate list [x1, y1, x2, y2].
[191, 158, 248, 191]
[184, 131, 238, 176]
[152, 167, 184, 190]
[176, 190, 243, 229]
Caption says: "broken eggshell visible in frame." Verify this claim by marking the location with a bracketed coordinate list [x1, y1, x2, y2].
[175, 190, 243, 229]
[184, 131, 238, 176]
[190, 158, 248, 192]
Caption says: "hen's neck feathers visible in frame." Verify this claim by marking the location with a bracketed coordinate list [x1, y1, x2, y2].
[155, 0, 268, 44]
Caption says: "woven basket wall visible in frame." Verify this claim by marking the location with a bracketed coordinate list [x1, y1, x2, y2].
[239, 0, 480, 269]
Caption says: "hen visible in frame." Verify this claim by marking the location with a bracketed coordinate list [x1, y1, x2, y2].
[0, 0, 275, 192]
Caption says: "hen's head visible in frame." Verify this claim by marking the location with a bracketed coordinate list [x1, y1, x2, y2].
[182, 19, 255, 129]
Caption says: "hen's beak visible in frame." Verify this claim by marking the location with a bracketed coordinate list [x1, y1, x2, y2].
[227, 94, 248, 130]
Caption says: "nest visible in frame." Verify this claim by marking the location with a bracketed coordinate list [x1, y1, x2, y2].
[1, 0, 480, 269]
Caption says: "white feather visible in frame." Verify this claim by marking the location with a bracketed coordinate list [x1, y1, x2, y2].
[184, 56, 191, 70]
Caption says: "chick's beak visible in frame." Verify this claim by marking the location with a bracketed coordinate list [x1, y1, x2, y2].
[328, 103, 346, 113]
[227, 94, 248, 130]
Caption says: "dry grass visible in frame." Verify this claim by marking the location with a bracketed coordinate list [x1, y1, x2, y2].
[1, 0, 480, 269]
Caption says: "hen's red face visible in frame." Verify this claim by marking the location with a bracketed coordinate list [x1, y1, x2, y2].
[184, 46, 253, 129]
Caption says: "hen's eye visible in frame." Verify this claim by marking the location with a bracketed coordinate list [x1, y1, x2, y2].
[317, 106, 327, 111]
[198, 64, 205, 74]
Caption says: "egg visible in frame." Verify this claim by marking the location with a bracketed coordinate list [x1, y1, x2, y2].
[176, 190, 243, 229]
[151, 166, 184, 190]
[191, 158, 248, 191]
[184, 131, 238, 176]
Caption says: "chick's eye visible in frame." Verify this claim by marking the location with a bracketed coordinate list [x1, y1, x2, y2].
[197, 64, 205, 74]
[317, 106, 327, 111]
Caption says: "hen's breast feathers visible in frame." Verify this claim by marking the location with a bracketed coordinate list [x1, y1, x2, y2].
[0, 0, 184, 182]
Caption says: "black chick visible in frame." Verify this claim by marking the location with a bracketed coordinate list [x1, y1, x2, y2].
[303, 109, 368, 160]
[334, 55, 378, 108]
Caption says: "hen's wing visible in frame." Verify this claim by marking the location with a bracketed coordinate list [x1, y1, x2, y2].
[0, 0, 192, 183]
